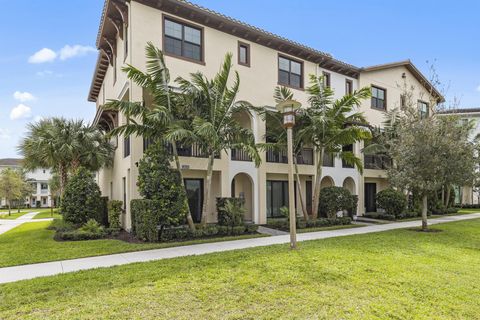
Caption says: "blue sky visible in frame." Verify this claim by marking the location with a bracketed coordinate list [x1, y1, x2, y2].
[0, 0, 479, 158]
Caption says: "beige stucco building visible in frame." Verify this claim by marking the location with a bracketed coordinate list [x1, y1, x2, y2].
[89, 0, 443, 230]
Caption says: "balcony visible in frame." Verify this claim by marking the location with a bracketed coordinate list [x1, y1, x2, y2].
[364, 154, 392, 170]
[231, 149, 252, 161]
[266, 148, 313, 165]
[166, 143, 220, 159]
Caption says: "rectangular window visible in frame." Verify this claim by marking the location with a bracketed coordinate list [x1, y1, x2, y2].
[323, 72, 331, 88]
[41, 183, 48, 190]
[345, 79, 353, 95]
[238, 41, 250, 67]
[342, 144, 354, 168]
[400, 94, 406, 108]
[266, 180, 296, 218]
[143, 137, 154, 153]
[122, 177, 126, 210]
[371, 86, 386, 110]
[124, 23, 128, 60]
[164, 17, 203, 62]
[124, 135, 130, 158]
[278, 55, 303, 89]
[418, 100, 429, 119]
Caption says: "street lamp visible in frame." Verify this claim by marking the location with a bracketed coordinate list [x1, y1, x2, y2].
[276, 99, 302, 249]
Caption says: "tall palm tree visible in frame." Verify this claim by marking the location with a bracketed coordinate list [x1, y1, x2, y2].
[18, 118, 113, 196]
[300, 75, 372, 218]
[175, 53, 261, 226]
[257, 86, 310, 220]
[104, 43, 197, 230]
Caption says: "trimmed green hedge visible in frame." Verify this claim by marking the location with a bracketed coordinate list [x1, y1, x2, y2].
[160, 224, 258, 242]
[108, 200, 123, 230]
[319, 187, 357, 218]
[266, 217, 352, 231]
[376, 188, 407, 218]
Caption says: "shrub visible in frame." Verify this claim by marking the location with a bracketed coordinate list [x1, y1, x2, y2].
[79, 219, 105, 234]
[159, 224, 258, 242]
[267, 217, 351, 230]
[364, 212, 396, 221]
[108, 200, 123, 230]
[48, 219, 75, 232]
[98, 196, 109, 226]
[137, 141, 186, 217]
[319, 187, 357, 218]
[216, 198, 245, 227]
[447, 207, 459, 214]
[376, 188, 407, 218]
[55, 219, 106, 241]
[61, 167, 102, 225]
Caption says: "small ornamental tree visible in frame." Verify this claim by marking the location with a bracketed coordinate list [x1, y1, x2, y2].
[376, 188, 407, 218]
[135, 141, 186, 235]
[62, 167, 102, 225]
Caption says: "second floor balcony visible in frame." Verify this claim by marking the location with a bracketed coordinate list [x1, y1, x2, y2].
[364, 154, 392, 170]
[266, 148, 314, 165]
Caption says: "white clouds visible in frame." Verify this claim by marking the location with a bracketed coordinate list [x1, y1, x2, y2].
[10, 104, 32, 120]
[28, 45, 96, 64]
[28, 48, 57, 64]
[477, 85, 480, 92]
[36, 70, 53, 77]
[59, 45, 96, 60]
[13, 91, 36, 102]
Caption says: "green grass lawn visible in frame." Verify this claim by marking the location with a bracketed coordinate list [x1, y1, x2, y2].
[32, 209, 62, 220]
[0, 221, 267, 268]
[0, 219, 479, 319]
[0, 210, 29, 219]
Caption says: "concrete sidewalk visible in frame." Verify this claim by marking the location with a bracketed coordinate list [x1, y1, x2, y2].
[0, 213, 479, 284]
[0, 212, 48, 235]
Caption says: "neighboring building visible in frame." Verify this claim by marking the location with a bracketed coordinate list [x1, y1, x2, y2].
[89, 0, 443, 230]
[437, 108, 480, 205]
[0, 158, 52, 208]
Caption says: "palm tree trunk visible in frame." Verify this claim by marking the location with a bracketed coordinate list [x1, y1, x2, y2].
[445, 185, 451, 208]
[59, 165, 68, 197]
[293, 156, 309, 221]
[421, 194, 428, 231]
[201, 154, 215, 227]
[312, 147, 324, 219]
[171, 141, 196, 230]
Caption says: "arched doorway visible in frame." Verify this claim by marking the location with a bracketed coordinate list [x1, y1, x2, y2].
[320, 176, 335, 189]
[343, 177, 356, 194]
[231, 173, 254, 222]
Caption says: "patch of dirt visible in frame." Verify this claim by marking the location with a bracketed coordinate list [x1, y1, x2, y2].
[408, 228, 443, 233]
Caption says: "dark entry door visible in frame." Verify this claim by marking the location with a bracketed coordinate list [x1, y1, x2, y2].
[184, 179, 203, 223]
[364, 183, 377, 213]
[306, 180, 313, 215]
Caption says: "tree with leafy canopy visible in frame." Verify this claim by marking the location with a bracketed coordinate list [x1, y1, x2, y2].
[0, 168, 23, 216]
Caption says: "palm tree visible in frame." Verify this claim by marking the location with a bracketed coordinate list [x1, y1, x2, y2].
[300, 75, 372, 218]
[18, 118, 113, 196]
[175, 53, 261, 226]
[257, 86, 310, 220]
[104, 43, 197, 230]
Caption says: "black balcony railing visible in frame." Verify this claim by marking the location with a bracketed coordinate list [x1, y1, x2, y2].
[266, 148, 313, 165]
[364, 154, 392, 170]
[166, 143, 220, 159]
[231, 149, 252, 161]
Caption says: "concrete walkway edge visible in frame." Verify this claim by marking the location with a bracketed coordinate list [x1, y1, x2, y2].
[1, 213, 479, 284]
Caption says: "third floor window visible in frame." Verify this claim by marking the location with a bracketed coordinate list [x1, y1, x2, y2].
[278, 55, 303, 89]
[371, 86, 386, 110]
[164, 18, 203, 62]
